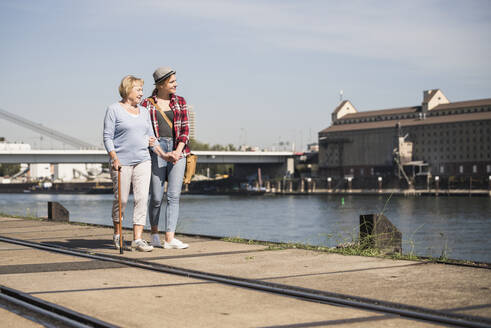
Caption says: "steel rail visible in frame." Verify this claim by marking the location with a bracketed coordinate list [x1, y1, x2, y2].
[0, 285, 117, 328]
[1, 235, 490, 328]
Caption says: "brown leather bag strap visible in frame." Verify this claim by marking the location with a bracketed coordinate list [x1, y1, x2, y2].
[147, 98, 173, 129]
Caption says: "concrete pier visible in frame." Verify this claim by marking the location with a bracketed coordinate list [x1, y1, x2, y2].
[0, 217, 490, 327]
[271, 188, 491, 197]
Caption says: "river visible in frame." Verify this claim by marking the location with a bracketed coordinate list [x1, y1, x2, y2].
[0, 193, 490, 263]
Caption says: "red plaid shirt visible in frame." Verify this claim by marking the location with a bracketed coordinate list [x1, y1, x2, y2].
[141, 94, 190, 155]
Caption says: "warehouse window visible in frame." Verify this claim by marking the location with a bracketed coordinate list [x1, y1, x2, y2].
[473, 165, 477, 173]
[440, 165, 444, 174]
[459, 165, 464, 174]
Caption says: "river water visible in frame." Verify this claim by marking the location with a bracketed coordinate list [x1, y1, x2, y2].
[0, 193, 490, 263]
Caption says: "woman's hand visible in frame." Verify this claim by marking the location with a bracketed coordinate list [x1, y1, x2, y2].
[148, 136, 156, 147]
[111, 158, 121, 171]
[170, 150, 182, 163]
[157, 152, 172, 162]
[153, 144, 172, 162]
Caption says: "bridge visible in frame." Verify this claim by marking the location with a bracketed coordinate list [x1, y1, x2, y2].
[0, 108, 98, 149]
[0, 149, 293, 164]
[0, 107, 295, 177]
[0, 150, 295, 177]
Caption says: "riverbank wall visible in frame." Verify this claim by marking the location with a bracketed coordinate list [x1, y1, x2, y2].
[0, 181, 112, 194]
[270, 188, 491, 197]
[0, 181, 489, 196]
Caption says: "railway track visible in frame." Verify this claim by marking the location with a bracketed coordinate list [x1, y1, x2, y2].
[0, 285, 116, 328]
[1, 235, 490, 328]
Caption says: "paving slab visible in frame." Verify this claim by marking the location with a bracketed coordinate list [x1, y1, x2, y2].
[0, 217, 489, 327]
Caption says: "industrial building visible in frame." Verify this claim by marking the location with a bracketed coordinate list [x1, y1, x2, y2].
[188, 105, 196, 140]
[318, 89, 491, 189]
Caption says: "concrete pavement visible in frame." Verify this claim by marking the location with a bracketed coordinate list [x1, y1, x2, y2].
[0, 216, 490, 327]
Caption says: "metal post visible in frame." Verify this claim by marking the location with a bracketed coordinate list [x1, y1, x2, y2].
[378, 177, 382, 193]
[435, 176, 439, 197]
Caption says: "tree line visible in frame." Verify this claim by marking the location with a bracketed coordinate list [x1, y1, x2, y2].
[189, 138, 237, 151]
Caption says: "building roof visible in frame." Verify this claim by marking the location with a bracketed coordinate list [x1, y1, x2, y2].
[432, 98, 491, 111]
[320, 111, 491, 134]
[340, 106, 420, 119]
[336, 98, 491, 121]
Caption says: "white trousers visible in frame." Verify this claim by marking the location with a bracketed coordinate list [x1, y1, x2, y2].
[111, 160, 151, 226]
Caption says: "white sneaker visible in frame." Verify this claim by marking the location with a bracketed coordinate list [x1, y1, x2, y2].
[113, 234, 120, 250]
[131, 239, 154, 252]
[164, 238, 189, 249]
[150, 234, 163, 248]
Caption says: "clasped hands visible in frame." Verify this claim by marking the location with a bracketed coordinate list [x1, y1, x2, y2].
[162, 150, 181, 163]
[149, 137, 181, 164]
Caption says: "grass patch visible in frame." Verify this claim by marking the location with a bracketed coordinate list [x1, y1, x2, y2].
[0, 212, 44, 220]
[221, 236, 490, 268]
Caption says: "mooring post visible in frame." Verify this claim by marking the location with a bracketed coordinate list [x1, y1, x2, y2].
[48, 202, 69, 222]
[360, 214, 402, 255]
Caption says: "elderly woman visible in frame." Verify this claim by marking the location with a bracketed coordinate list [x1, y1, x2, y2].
[141, 67, 190, 249]
[103, 75, 170, 252]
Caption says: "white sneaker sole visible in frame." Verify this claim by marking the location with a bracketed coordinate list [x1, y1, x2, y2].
[131, 245, 154, 252]
[164, 244, 189, 249]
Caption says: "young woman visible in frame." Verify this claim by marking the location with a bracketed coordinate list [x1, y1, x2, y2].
[103, 75, 170, 252]
[141, 67, 190, 249]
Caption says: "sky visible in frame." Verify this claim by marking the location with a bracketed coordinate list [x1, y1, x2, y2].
[0, 0, 490, 151]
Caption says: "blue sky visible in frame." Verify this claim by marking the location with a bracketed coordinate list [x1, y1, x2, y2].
[0, 0, 490, 150]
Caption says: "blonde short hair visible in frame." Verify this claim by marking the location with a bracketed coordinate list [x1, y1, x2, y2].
[118, 75, 144, 99]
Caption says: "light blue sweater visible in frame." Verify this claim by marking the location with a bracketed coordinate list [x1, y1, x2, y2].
[103, 103, 154, 166]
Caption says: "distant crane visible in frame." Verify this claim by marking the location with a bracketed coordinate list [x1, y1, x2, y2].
[0, 107, 98, 149]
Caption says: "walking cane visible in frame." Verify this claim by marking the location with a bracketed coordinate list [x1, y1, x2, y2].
[117, 167, 123, 254]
